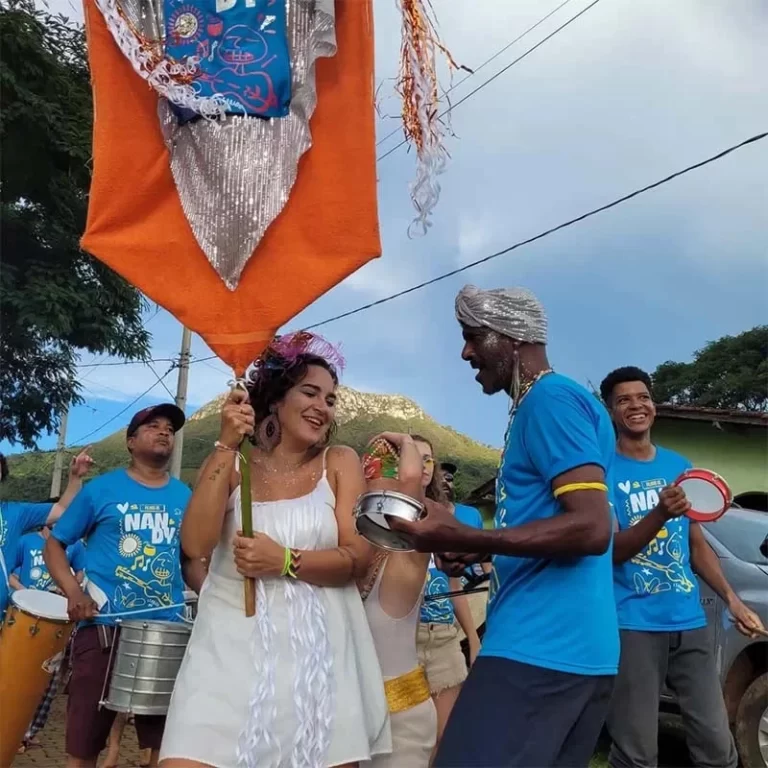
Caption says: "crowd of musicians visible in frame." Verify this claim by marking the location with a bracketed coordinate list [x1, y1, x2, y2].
[0, 284, 764, 768]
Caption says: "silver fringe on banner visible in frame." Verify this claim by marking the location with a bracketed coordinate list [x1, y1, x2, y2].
[95, 0, 337, 290]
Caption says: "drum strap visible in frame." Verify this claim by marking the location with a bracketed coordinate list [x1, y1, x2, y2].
[97, 624, 117, 651]
[0, 548, 9, 593]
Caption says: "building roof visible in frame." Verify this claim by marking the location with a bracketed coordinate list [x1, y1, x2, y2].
[655, 404, 767, 427]
[463, 404, 767, 505]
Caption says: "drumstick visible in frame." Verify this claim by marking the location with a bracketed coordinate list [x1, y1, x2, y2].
[424, 586, 489, 602]
[240, 437, 256, 617]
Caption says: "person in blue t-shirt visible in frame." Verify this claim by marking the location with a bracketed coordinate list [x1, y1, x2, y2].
[0, 449, 93, 619]
[417, 454, 484, 751]
[600, 366, 764, 768]
[390, 285, 618, 768]
[44, 403, 195, 767]
[10, 527, 86, 593]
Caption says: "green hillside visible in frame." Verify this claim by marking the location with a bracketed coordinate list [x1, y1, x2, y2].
[1, 388, 499, 503]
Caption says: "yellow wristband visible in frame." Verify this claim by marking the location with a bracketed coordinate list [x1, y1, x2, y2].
[553, 482, 608, 499]
[280, 547, 291, 577]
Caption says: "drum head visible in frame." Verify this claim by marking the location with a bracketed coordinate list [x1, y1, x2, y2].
[11, 589, 69, 622]
[675, 469, 731, 523]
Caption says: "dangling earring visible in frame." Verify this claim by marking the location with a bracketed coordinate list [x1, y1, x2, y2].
[257, 407, 281, 451]
[511, 346, 521, 410]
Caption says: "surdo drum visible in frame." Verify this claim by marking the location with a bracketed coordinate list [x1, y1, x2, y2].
[354, 490, 426, 552]
[674, 468, 733, 523]
[0, 590, 73, 764]
[101, 618, 191, 716]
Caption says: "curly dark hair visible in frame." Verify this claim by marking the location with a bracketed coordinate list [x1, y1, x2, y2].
[411, 434, 447, 503]
[600, 366, 653, 405]
[246, 353, 339, 444]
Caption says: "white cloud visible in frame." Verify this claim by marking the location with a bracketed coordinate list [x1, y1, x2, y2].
[34, 0, 768, 451]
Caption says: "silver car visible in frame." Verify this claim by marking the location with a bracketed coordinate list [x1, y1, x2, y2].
[661, 503, 768, 767]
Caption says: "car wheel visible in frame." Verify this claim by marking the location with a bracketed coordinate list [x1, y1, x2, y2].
[735, 672, 768, 768]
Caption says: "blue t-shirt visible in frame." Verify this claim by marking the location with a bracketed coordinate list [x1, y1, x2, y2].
[421, 504, 484, 624]
[12, 533, 86, 591]
[52, 469, 191, 626]
[0, 501, 53, 617]
[481, 373, 619, 676]
[612, 446, 705, 632]
[68, 540, 87, 574]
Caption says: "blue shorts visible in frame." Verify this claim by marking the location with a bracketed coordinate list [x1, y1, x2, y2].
[433, 656, 614, 767]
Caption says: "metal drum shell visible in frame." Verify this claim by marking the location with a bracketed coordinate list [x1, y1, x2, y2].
[101, 619, 191, 716]
[354, 490, 425, 552]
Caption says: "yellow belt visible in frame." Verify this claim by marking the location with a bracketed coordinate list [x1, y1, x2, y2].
[384, 666, 431, 714]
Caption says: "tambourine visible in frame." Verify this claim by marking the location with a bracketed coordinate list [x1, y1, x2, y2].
[674, 468, 732, 523]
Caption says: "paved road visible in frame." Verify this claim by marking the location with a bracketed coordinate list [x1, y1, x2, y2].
[12, 695, 694, 768]
[13, 696, 145, 768]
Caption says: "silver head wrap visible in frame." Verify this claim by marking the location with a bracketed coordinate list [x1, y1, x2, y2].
[455, 285, 548, 344]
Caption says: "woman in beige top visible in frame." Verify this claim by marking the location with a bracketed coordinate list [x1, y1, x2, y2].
[358, 433, 442, 768]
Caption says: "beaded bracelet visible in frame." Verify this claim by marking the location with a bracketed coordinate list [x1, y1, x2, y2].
[214, 441, 239, 453]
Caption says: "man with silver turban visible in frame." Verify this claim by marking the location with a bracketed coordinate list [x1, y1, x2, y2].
[388, 285, 620, 768]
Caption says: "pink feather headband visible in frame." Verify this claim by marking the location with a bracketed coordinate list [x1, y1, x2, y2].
[245, 331, 345, 383]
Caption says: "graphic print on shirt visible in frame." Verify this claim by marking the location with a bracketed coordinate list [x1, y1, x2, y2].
[617, 477, 694, 596]
[24, 544, 53, 590]
[112, 502, 181, 611]
[421, 555, 452, 623]
[487, 456, 507, 606]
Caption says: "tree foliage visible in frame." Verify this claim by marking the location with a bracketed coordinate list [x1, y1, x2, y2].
[0, 0, 150, 449]
[652, 326, 768, 411]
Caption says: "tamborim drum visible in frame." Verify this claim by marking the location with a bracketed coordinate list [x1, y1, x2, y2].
[0, 590, 73, 765]
[675, 468, 732, 523]
[354, 491, 426, 552]
[101, 619, 191, 716]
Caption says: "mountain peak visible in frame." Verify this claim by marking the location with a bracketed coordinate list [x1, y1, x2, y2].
[188, 385, 426, 426]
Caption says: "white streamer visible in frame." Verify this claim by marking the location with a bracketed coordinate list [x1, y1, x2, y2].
[91, 0, 229, 119]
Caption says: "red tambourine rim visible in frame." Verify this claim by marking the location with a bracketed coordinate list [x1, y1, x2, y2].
[674, 468, 732, 522]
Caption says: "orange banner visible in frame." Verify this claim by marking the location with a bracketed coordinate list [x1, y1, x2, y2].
[82, 0, 379, 374]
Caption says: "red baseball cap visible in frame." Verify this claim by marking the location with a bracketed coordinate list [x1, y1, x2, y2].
[127, 403, 185, 438]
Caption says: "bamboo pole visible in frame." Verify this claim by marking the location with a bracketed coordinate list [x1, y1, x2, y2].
[232, 377, 256, 618]
[239, 437, 256, 617]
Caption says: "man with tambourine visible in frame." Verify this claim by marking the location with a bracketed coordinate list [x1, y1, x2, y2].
[388, 286, 620, 768]
[600, 366, 764, 768]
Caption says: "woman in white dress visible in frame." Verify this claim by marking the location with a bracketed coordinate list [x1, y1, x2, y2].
[160, 335, 390, 768]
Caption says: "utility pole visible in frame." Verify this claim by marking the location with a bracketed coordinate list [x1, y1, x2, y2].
[50, 408, 70, 498]
[170, 327, 192, 479]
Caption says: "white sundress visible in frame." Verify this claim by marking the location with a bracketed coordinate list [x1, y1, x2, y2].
[160, 459, 392, 768]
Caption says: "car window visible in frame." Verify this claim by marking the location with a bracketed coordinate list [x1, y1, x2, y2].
[705, 509, 768, 565]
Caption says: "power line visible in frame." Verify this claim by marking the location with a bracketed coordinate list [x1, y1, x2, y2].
[145, 361, 177, 400]
[79, 357, 175, 369]
[377, 0, 602, 163]
[73, 133, 768, 368]
[69, 366, 174, 446]
[76, 305, 162, 369]
[307, 132, 768, 330]
[376, 0, 576, 149]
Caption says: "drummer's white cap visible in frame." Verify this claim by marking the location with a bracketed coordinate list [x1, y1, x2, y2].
[455, 285, 548, 344]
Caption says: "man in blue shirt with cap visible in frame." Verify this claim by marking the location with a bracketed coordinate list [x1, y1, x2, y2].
[45, 403, 193, 768]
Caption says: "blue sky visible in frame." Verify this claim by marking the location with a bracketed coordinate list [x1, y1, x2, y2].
[6, 0, 767, 455]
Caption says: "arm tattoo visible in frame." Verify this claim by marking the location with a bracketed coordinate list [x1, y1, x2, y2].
[208, 461, 228, 482]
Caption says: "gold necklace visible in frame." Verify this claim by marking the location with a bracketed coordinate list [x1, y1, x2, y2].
[498, 368, 555, 471]
[516, 367, 554, 408]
